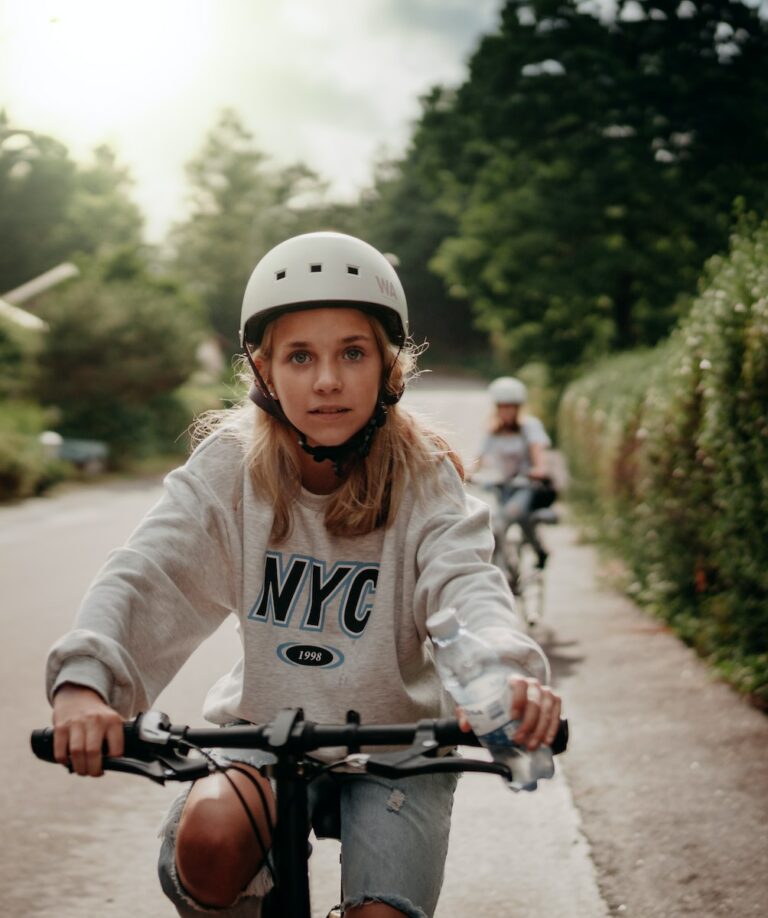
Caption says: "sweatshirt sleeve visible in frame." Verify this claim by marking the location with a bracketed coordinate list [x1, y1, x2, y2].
[45, 433, 245, 716]
[523, 416, 551, 447]
[411, 460, 550, 683]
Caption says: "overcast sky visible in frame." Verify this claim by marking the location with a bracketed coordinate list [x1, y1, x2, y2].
[0, 0, 502, 241]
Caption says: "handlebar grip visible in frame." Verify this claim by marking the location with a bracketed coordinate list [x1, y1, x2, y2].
[29, 725, 130, 763]
[434, 716, 568, 754]
[29, 721, 143, 763]
[30, 714, 161, 762]
[552, 718, 568, 755]
[31, 728, 56, 763]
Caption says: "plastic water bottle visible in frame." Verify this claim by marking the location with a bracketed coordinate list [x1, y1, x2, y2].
[427, 607, 554, 791]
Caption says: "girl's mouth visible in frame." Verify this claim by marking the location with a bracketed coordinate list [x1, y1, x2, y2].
[310, 407, 350, 415]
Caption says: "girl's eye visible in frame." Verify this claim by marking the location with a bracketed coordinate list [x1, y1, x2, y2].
[289, 351, 311, 365]
[345, 347, 364, 361]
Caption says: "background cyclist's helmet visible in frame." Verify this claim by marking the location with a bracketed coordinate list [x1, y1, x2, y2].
[489, 376, 528, 405]
[240, 231, 408, 349]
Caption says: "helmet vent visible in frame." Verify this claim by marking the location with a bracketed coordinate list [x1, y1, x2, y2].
[275, 270, 286, 280]
[310, 263, 322, 273]
[347, 265, 359, 275]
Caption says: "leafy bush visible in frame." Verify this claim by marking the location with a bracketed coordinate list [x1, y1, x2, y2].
[559, 216, 768, 705]
[558, 347, 661, 530]
[33, 265, 207, 466]
[0, 401, 70, 500]
[0, 313, 41, 399]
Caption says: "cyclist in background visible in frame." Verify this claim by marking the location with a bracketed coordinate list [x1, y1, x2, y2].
[45, 234, 562, 918]
[476, 377, 553, 578]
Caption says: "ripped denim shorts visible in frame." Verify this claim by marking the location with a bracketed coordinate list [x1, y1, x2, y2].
[157, 744, 459, 918]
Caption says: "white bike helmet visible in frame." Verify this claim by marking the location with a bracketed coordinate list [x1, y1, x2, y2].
[489, 376, 528, 405]
[240, 232, 409, 475]
[240, 232, 408, 348]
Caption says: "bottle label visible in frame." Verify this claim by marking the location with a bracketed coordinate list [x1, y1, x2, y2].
[477, 720, 519, 747]
[462, 685, 518, 745]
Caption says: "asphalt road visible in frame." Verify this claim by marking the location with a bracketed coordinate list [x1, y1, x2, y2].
[2, 377, 766, 917]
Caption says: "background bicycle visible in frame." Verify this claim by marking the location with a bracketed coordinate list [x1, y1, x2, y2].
[502, 502, 559, 629]
[470, 471, 559, 629]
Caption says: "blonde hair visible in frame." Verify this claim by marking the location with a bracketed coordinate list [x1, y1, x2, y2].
[195, 314, 464, 541]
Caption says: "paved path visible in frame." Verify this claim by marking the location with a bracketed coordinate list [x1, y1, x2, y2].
[540, 514, 768, 917]
[3, 378, 766, 916]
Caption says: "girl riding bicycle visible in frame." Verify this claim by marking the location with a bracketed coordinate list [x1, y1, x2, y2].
[475, 377, 554, 578]
[46, 232, 562, 918]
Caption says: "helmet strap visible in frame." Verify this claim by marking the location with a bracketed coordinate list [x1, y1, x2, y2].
[295, 399, 389, 475]
[242, 345, 402, 477]
[243, 346, 294, 426]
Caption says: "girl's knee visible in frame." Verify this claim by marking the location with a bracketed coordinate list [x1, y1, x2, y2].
[175, 769, 273, 908]
[176, 800, 244, 906]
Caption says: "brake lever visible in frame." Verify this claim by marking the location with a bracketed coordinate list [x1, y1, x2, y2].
[362, 721, 509, 780]
[365, 750, 513, 781]
[100, 751, 211, 785]
[103, 712, 210, 784]
[365, 717, 568, 782]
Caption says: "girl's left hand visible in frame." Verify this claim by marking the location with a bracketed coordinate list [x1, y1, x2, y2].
[456, 676, 562, 750]
[508, 676, 561, 750]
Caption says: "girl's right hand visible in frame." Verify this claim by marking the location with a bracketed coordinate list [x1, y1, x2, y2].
[52, 683, 124, 777]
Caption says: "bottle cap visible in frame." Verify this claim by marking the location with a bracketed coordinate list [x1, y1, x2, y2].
[426, 608, 460, 640]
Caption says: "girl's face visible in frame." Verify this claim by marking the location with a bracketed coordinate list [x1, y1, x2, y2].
[260, 307, 384, 448]
[497, 403, 521, 426]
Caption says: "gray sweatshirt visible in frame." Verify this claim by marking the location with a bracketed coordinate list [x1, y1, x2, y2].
[46, 429, 549, 729]
[480, 416, 551, 481]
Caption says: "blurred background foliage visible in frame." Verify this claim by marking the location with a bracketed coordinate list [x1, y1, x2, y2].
[32, 250, 208, 463]
[559, 213, 768, 705]
[1, 0, 767, 695]
[0, 110, 144, 291]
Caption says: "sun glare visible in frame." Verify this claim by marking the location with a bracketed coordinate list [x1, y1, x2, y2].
[2, 0, 213, 142]
[0, 0, 498, 241]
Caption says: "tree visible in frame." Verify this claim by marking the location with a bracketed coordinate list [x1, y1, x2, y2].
[170, 109, 326, 345]
[0, 112, 76, 293]
[0, 113, 143, 294]
[33, 250, 206, 461]
[352, 91, 487, 362]
[0, 314, 40, 400]
[57, 144, 144, 257]
[424, 0, 768, 377]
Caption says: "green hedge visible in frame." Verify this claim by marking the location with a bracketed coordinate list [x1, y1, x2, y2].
[0, 313, 41, 400]
[559, 217, 768, 705]
[32, 268, 207, 467]
[0, 402, 71, 500]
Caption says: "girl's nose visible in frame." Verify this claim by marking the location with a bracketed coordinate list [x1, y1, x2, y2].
[313, 359, 342, 393]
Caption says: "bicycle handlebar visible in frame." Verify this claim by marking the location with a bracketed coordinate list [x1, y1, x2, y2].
[30, 710, 568, 918]
[31, 708, 568, 785]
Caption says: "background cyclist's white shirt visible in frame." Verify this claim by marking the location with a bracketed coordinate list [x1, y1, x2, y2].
[481, 416, 550, 481]
[45, 429, 549, 738]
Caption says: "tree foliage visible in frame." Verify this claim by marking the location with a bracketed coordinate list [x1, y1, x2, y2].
[0, 401, 67, 500]
[0, 314, 40, 400]
[33, 251, 206, 461]
[59, 144, 144, 258]
[416, 0, 768, 377]
[558, 212, 768, 702]
[347, 92, 487, 361]
[170, 109, 327, 345]
[0, 112, 143, 294]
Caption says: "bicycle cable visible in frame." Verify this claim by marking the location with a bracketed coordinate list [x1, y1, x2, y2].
[306, 758, 356, 784]
[226, 764, 277, 883]
[177, 740, 277, 886]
